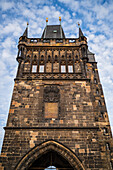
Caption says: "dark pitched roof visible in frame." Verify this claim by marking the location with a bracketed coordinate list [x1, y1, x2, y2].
[87, 49, 95, 62]
[41, 25, 65, 38]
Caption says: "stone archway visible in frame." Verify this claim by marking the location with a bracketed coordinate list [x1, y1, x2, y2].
[15, 140, 85, 170]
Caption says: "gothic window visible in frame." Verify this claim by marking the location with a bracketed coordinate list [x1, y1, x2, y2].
[24, 61, 30, 72]
[39, 65, 44, 73]
[75, 55, 78, 60]
[41, 55, 44, 61]
[61, 65, 66, 73]
[32, 65, 37, 73]
[55, 55, 58, 61]
[34, 55, 37, 59]
[48, 55, 51, 61]
[68, 65, 73, 73]
[44, 86, 60, 119]
[69, 55, 71, 60]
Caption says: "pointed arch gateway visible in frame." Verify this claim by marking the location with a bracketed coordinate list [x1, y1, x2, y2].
[15, 140, 85, 170]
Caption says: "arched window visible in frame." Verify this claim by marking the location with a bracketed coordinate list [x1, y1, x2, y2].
[41, 55, 44, 61]
[75, 55, 78, 60]
[55, 55, 58, 61]
[48, 55, 51, 61]
[69, 55, 71, 60]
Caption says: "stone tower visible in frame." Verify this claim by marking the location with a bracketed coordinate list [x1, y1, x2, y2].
[0, 22, 113, 170]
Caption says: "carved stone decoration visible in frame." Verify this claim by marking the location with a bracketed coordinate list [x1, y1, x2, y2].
[44, 85, 60, 102]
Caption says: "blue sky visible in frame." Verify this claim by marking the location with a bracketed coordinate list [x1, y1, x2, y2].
[0, 0, 113, 150]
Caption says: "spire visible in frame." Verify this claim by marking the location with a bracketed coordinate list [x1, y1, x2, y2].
[77, 22, 84, 38]
[79, 27, 84, 37]
[22, 22, 29, 37]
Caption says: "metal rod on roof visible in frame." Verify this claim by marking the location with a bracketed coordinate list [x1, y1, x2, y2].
[59, 16, 61, 25]
[46, 18, 48, 26]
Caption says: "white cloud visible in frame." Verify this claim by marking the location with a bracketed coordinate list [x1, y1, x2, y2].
[0, 1, 15, 11]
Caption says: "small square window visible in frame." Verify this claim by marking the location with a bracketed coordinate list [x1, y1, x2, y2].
[61, 65, 66, 73]
[39, 65, 44, 73]
[68, 65, 73, 73]
[32, 65, 37, 73]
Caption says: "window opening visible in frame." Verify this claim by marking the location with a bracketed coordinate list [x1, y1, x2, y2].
[96, 89, 99, 94]
[53, 30, 57, 33]
[75, 55, 78, 60]
[98, 100, 101, 106]
[69, 55, 71, 60]
[55, 55, 57, 61]
[68, 65, 73, 73]
[100, 112, 104, 118]
[19, 50, 21, 57]
[39, 65, 44, 72]
[106, 143, 110, 150]
[93, 68, 95, 73]
[41, 55, 44, 61]
[32, 65, 37, 73]
[103, 127, 108, 134]
[48, 55, 51, 61]
[61, 65, 66, 73]
[94, 78, 97, 83]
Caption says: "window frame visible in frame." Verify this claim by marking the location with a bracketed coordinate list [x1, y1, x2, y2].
[61, 65, 66, 73]
[39, 65, 44, 73]
[68, 65, 73, 73]
[32, 65, 37, 73]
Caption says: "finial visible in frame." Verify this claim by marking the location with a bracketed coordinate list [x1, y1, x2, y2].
[46, 18, 48, 25]
[77, 22, 80, 27]
[27, 22, 29, 28]
[59, 16, 61, 25]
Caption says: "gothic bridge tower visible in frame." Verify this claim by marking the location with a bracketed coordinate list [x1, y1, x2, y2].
[0, 21, 113, 170]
